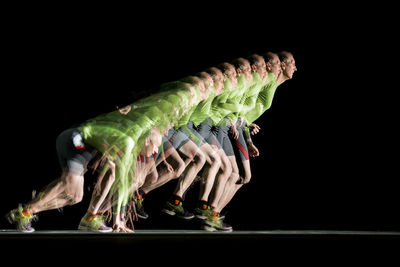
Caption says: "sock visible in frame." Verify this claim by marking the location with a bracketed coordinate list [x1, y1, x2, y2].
[211, 210, 220, 220]
[198, 200, 208, 210]
[172, 195, 184, 205]
[138, 188, 146, 199]
[21, 209, 31, 217]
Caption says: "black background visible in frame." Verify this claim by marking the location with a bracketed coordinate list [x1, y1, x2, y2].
[1, 4, 398, 232]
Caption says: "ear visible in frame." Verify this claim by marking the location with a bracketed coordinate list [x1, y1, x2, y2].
[266, 62, 272, 72]
[251, 64, 257, 72]
[145, 137, 150, 146]
[281, 62, 286, 70]
[236, 68, 242, 75]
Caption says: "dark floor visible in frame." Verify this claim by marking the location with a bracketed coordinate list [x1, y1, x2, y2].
[2, 229, 399, 258]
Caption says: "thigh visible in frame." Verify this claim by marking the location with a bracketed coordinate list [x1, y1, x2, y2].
[62, 171, 85, 195]
[199, 142, 220, 164]
[179, 140, 201, 159]
[232, 126, 249, 161]
[221, 135, 235, 157]
[171, 129, 191, 150]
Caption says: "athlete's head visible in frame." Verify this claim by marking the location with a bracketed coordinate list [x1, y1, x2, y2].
[195, 71, 214, 98]
[262, 52, 281, 78]
[182, 76, 207, 100]
[205, 67, 224, 95]
[231, 57, 252, 81]
[218, 62, 238, 89]
[278, 51, 297, 80]
[247, 54, 267, 79]
[143, 127, 162, 157]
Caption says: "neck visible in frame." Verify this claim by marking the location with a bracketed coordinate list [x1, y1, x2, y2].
[277, 72, 289, 86]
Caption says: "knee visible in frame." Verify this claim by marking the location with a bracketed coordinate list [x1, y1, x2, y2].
[146, 171, 158, 184]
[149, 172, 158, 184]
[243, 169, 252, 184]
[212, 154, 222, 168]
[69, 193, 83, 205]
[195, 151, 206, 166]
[227, 172, 240, 185]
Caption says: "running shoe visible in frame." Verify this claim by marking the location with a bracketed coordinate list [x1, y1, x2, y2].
[194, 204, 212, 220]
[135, 198, 149, 219]
[162, 199, 194, 220]
[78, 213, 112, 232]
[6, 206, 36, 233]
[203, 212, 232, 232]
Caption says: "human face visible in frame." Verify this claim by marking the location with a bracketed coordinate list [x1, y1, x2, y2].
[237, 61, 252, 81]
[256, 59, 267, 79]
[267, 55, 282, 78]
[197, 73, 213, 100]
[282, 54, 297, 79]
[144, 130, 162, 157]
[224, 65, 237, 89]
[208, 69, 224, 95]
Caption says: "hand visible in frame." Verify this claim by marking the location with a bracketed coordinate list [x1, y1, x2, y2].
[113, 219, 134, 233]
[230, 125, 239, 140]
[249, 123, 261, 135]
[164, 161, 174, 173]
[117, 105, 131, 115]
[248, 144, 259, 157]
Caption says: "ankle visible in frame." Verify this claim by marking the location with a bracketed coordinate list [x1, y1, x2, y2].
[198, 200, 209, 209]
[171, 195, 184, 205]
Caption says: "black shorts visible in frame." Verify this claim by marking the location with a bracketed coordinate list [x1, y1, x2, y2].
[213, 125, 234, 156]
[179, 122, 204, 147]
[154, 127, 190, 162]
[232, 122, 249, 161]
[196, 118, 221, 149]
[56, 128, 97, 175]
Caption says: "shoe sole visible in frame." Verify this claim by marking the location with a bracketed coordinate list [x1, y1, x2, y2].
[162, 209, 194, 220]
[202, 225, 218, 232]
[195, 214, 207, 220]
[161, 208, 176, 216]
[6, 212, 35, 233]
[78, 225, 112, 233]
[203, 221, 233, 232]
[137, 214, 149, 219]
[203, 225, 233, 232]
[178, 214, 195, 220]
